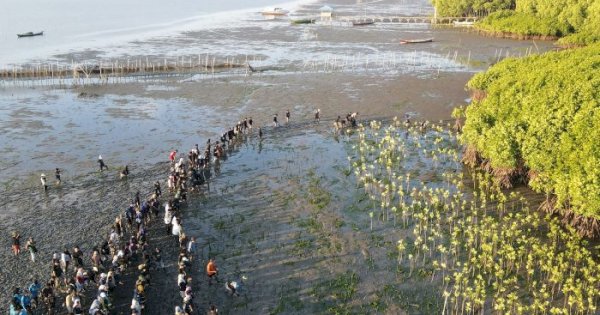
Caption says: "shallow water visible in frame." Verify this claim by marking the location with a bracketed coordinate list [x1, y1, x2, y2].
[0, 0, 312, 65]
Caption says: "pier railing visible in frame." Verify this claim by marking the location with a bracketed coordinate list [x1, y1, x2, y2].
[334, 16, 479, 24]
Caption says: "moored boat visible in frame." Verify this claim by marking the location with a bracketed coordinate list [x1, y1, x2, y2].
[261, 8, 289, 16]
[292, 18, 316, 24]
[352, 20, 374, 26]
[453, 21, 475, 27]
[399, 38, 433, 44]
[17, 31, 44, 38]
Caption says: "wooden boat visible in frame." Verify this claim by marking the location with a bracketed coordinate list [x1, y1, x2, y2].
[399, 38, 433, 44]
[352, 20, 374, 26]
[261, 8, 289, 16]
[292, 18, 316, 24]
[17, 31, 44, 38]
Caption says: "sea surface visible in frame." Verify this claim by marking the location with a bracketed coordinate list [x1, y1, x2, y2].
[0, 0, 311, 65]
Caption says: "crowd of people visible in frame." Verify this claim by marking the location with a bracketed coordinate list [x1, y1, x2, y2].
[9, 108, 352, 314]
[9, 180, 172, 315]
[334, 112, 359, 130]
[166, 116, 260, 314]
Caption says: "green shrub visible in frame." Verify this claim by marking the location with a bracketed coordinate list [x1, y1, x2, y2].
[461, 44, 600, 220]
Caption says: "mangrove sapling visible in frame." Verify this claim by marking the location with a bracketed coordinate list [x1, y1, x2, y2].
[397, 239, 406, 263]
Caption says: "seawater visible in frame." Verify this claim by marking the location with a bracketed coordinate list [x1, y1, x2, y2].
[0, 0, 313, 65]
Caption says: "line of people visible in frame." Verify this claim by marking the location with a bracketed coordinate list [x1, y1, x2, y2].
[12, 111, 303, 314]
[167, 118, 257, 315]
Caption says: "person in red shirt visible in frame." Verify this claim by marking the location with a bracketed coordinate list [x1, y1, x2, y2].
[169, 150, 178, 164]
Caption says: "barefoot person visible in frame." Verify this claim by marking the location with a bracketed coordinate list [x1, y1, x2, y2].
[98, 155, 108, 171]
[169, 150, 178, 164]
[285, 110, 290, 124]
[55, 168, 61, 185]
[314, 108, 320, 122]
[226, 280, 240, 297]
[120, 165, 130, 179]
[26, 237, 37, 262]
[206, 258, 218, 285]
[41, 173, 48, 191]
[273, 114, 278, 127]
[12, 231, 21, 256]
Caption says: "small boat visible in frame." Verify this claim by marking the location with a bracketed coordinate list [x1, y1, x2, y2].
[17, 31, 44, 38]
[352, 20, 374, 26]
[399, 38, 433, 44]
[261, 8, 289, 16]
[292, 18, 316, 24]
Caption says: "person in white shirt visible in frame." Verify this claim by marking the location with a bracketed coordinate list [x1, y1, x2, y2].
[164, 201, 173, 234]
[40, 174, 47, 191]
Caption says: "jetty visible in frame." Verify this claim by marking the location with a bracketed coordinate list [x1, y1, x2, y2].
[335, 15, 479, 25]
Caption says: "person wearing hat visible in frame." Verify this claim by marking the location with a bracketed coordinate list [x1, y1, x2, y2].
[40, 173, 47, 191]
[98, 155, 108, 171]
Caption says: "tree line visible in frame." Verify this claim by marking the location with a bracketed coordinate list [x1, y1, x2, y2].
[455, 43, 600, 236]
[431, 0, 600, 45]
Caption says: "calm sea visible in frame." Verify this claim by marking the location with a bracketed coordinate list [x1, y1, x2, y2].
[0, 0, 310, 65]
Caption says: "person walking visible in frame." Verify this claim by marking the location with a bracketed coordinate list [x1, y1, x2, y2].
[11, 231, 21, 256]
[285, 110, 290, 124]
[169, 150, 178, 164]
[120, 165, 129, 179]
[154, 181, 162, 197]
[314, 109, 321, 122]
[206, 258, 218, 285]
[26, 237, 37, 262]
[28, 279, 41, 307]
[273, 114, 278, 127]
[55, 168, 61, 185]
[41, 173, 48, 191]
[187, 237, 196, 262]
[98, 155, 108, 171]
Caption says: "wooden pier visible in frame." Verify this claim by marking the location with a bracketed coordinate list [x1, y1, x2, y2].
[335, 15, 479, 24]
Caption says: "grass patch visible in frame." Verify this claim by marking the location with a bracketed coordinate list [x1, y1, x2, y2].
[311, 271, 360, 308]
[214, 219, 226, 230]
[297, 216, 322, 233]
[308, 175, 332, 210]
